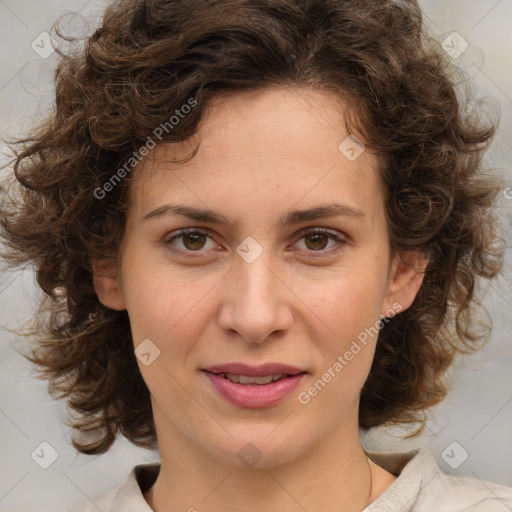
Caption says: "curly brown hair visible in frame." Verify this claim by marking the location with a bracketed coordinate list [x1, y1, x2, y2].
[0, 0, 503, 455]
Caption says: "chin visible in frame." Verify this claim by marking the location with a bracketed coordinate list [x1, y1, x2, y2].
[204, 430, 309, 470]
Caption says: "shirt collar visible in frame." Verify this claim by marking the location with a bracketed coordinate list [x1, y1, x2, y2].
[109, 461, 160, 511]
[364, 447, 439, 511]
[108, 447, 434, 512]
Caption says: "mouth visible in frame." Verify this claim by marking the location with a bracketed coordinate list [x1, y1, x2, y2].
[207, 372, 297, 385]
[202, 362, 306, 379]
[201, 363, 307, 408]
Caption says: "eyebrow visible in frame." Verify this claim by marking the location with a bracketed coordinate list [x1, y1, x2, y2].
[142, 202, 365, 227]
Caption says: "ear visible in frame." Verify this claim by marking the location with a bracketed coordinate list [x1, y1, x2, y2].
[91, 258, 126, 311]
[382, 250, 428, 316]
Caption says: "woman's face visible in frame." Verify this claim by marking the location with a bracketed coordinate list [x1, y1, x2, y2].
[94, 86, 423, 468]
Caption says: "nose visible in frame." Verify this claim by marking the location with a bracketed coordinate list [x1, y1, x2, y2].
[218, 251, 294, 344]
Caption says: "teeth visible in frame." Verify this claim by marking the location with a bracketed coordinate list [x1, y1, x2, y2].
[222, 373, 285, 385]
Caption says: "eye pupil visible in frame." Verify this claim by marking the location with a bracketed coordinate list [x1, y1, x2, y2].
[184, 233, 206, 250]
[305, 233, 328, 250]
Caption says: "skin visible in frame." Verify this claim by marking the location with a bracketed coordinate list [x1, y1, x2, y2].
[92, 86, 426, 512]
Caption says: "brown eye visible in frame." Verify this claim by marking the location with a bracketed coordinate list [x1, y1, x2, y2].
[304, 232, 330, 251]
[294, 228, 346, 254]
[165, 229, 217, 252]
[182, 232, 207, 250]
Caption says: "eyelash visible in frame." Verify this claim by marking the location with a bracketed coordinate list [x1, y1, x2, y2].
[163, 227, 348, 257]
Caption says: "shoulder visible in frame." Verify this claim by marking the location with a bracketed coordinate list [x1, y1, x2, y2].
[424, 468, 512, 511]
[63, 462, 160, 512]
[366, 447, 512, 512]
[64, 489, 117, 512]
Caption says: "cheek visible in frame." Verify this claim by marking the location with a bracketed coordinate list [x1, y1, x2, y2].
[121, 250, 219, 336]
[310, 268, 386, 331]
[304, 265, 387, 373]
[310, 280, 383, 405]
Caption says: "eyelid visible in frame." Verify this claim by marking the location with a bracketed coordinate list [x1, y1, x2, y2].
[294, 226, 344, 239]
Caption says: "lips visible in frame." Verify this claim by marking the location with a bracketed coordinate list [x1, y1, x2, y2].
[202, 363, 307, 408]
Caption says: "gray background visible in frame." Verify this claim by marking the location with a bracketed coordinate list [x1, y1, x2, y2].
[0, 1, 511, 511]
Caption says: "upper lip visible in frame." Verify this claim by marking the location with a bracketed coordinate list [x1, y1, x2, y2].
[202, 363, 306, 377]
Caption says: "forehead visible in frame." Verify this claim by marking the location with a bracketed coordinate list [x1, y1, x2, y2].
[128, 87, 385, 226]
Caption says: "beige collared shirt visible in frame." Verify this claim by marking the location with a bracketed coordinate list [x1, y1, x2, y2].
[66, 447, 512, 511]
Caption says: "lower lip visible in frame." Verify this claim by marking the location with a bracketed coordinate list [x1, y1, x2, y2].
[203, 371, 306, 408]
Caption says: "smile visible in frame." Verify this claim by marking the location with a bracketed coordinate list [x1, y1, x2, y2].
[217, 373, 288, 385]
[202, 370, 307, 408]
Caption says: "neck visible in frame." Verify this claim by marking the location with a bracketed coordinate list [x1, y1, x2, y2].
[145, 407, 378, 512]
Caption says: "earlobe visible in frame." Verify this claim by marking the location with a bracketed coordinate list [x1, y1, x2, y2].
[91, 258, 126, 311]
[384, 251, 428, 315]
